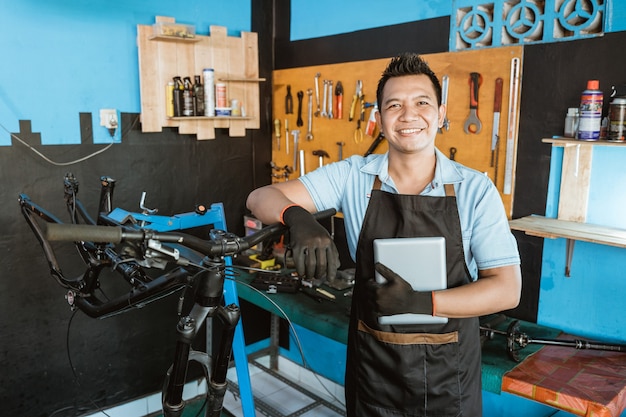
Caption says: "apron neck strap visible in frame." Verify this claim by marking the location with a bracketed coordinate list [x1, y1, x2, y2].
[374, 177, 456, 196]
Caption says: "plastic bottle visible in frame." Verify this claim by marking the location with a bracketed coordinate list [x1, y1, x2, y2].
[173, 76, 184, 117]
[563, 107, 578, 137]
[203, 68, 215, 117]
[193, 75, 204, 116]
[577, 80, 603, 140]
[182, 77, 194, 116]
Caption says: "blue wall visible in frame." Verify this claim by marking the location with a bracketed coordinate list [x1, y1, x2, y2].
[0, 0, 250, 146]
[290, 0, 452, 40]
[541, 144, 626, 343]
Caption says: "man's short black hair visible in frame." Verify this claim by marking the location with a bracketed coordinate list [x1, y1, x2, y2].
[376, 53, 442, 109]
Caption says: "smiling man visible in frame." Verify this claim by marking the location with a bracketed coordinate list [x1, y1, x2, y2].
[246, 52, 522, 416]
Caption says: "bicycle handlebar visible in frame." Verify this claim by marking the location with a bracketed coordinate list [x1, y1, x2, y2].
[46, 208, 337, 259]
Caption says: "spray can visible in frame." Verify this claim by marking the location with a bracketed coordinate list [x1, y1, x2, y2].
[166, 81, 175, 118]
[173, 76, 184, 117]
[183, 77, 194, 116]
[577, 80, 603, 140]
[193, 75, 204, 116]
[203, 68, 215, 117]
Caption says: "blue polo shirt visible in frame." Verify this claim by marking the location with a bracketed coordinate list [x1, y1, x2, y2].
[299, 147, 520, 280]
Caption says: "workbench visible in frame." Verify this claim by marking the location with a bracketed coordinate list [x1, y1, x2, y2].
[233, 271, 626, 417]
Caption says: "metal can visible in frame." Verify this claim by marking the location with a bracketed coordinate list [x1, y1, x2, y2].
[608, 97, 626, 141]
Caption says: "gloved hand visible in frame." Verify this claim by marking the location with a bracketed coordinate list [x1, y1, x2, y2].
[282, 205, 340, 283]
[370, 262, 434, 316]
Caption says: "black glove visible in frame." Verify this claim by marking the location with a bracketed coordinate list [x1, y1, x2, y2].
[282, 205, 340, 283]
[370, 262, 434, 316]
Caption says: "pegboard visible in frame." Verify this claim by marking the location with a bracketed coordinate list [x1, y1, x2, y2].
[272, 46, 523, 218]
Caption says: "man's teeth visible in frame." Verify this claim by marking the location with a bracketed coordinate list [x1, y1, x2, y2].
[399, 128, 423, 134]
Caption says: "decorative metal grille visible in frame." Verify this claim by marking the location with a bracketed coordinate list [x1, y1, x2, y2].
[450, 0, 605, 51]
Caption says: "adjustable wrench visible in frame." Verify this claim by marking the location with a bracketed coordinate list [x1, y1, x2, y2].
[306, 89, 314, 141]
[463, 72, 483, 134]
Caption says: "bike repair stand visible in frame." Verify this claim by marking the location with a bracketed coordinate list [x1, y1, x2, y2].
[108, 202, 256, 416]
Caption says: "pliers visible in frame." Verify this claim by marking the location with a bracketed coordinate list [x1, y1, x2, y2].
[349, 80, 363, 122]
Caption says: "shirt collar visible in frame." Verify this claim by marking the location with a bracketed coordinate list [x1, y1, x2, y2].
[360, 147, 464, 192]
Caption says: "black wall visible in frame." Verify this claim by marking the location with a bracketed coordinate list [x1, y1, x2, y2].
[1, 1, 275, 414]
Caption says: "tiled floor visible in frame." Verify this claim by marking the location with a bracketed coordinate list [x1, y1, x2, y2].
[223, 354, 346, 417]
[83, 354, 345, 417]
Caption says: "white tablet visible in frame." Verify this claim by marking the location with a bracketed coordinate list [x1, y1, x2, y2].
[374, 237, 449, 325]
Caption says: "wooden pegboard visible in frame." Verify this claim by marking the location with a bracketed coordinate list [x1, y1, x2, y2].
[272, 46, 523, 217]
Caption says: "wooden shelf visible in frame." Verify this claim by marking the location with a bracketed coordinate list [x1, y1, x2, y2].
[510, 215, 626, 276]
[510, 215, 626, 248]
[543, 137, 626, 147]
[168, 116, 252, 121]
[219, 77, 266, 83]
[148, 35, 201, 43]
[137, 17, 261, 140]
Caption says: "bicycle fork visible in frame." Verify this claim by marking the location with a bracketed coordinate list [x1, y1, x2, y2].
[162, 259, 241, 417]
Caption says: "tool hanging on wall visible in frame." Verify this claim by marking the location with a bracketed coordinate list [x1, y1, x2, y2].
[349, 80, 363, 122]
[291, 130, 300, 172]
[314, 73, 321, 117]
[313, 149, 329, 167]
[335, 81, 343, 119]
[365, 102, 378, 137]
[284, 119, 289, 154]
[274, 119, 281, 150]
[503, 57, 521, 195]
[491, 77, 503, 186]
[464, 72, 483, 134]
[439, 75, 450, 133]
[481, 320, 626, 363]
[321, 80, 329, 117]
[285, 85, 293, 114]
[306, 89, 314, 141]
[296, 90, 304, 127]
[327, 80, 334, 119]
[364, 132, 385, 157]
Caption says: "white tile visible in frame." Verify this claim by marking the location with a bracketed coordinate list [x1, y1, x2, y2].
[261, 385, 316, 415]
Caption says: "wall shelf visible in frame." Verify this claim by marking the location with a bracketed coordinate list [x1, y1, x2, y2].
[148, 35, 202, 43]
[543, 137, 626, 147]
[509, 215, 626, 276]
[137, 17, 261, 140]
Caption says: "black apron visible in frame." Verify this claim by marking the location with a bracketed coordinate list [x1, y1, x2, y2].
[344, 178, 482, 417]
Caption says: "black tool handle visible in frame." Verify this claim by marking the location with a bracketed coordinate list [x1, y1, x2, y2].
[297, 90, 304, 127]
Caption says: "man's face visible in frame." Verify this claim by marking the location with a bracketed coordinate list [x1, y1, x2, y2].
[376, 74, 445, 155]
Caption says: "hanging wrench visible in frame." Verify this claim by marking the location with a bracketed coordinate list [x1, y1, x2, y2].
[306, 89, 314, 141]
[314, 73, 321, 117]
[463, 72, 482, 134]
[327, 80, 334, 119]
[321, 80, 328, 117]
[292, 130, 300, 171]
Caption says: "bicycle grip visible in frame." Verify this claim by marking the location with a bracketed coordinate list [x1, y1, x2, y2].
[46, 223, 124, 243]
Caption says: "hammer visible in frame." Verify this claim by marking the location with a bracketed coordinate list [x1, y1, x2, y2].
[312, 149, 329, 167]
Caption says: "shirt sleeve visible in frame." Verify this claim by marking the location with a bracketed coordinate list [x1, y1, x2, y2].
[465, 176, 521, 271]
